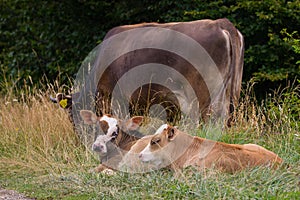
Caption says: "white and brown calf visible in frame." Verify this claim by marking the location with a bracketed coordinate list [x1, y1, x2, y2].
[80, 110, 144, 172]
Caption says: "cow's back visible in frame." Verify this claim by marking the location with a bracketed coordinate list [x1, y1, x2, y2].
[176, 139, 282, 173]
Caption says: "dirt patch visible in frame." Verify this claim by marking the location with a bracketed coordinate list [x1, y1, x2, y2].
[0, 188, 34, 200]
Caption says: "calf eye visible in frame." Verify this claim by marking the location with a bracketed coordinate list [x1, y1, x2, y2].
[151, 138, 160, 145]
[112, 131, 118, 137]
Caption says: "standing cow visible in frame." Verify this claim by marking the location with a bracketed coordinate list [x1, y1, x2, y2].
[51, 18, 244, 128]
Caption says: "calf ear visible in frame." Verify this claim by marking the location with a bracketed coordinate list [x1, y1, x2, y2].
[80, 110, 99, 125]
[167, 127, 176, 140]
[125, 116, 144, 131]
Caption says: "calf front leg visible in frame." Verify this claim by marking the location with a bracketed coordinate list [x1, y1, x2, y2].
[93, 163, 110, 173]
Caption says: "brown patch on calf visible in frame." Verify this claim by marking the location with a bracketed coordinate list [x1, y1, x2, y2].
[149, 134, 166, 152]
[99, 120, 109, 134]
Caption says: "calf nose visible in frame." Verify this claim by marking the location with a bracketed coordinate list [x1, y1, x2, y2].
[92, 144, 104, 152]
[139, 153, 142, 159]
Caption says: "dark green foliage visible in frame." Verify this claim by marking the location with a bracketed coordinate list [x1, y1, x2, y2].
[183, 0, 300, 98]
[1, 0, 299, 96]
[0, 0, 112, 87]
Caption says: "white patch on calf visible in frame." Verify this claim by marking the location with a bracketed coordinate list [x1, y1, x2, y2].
[154, 124, 168, 135]
[100, 115, 118, 137]
[92, 134, 114, 154]
[139, 144, 163, 168]
[139, 143, 154, 162]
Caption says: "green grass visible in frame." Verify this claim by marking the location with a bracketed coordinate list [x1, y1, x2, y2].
[1, 164, 299, 199]
[0, 83, 299, 199]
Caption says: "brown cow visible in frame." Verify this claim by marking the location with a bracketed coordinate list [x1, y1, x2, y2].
[51, 18, 244, 125]
[139, 125, 282, 173]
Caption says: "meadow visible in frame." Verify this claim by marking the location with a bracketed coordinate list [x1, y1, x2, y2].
[0, 81, 299, 199]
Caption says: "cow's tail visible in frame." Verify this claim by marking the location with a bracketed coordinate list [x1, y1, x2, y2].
[221, 19, 245, 125]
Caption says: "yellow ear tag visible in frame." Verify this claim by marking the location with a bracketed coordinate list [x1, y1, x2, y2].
[59, 99, 68, 108]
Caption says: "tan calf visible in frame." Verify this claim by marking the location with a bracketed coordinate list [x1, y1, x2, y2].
[119, 135, 153, 172]
[119, 125, 170, 172]
[139, 125, 283, 173]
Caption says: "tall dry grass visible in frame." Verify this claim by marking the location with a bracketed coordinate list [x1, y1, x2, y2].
[0, 78, 299, 177]
[0, 85, 96, 176]
[231, 79, 299, 135]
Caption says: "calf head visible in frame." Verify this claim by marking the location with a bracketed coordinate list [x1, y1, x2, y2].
[139, 124, 178, 167]
[91, 134, 115, 155]
[80, 110, 143, 155]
